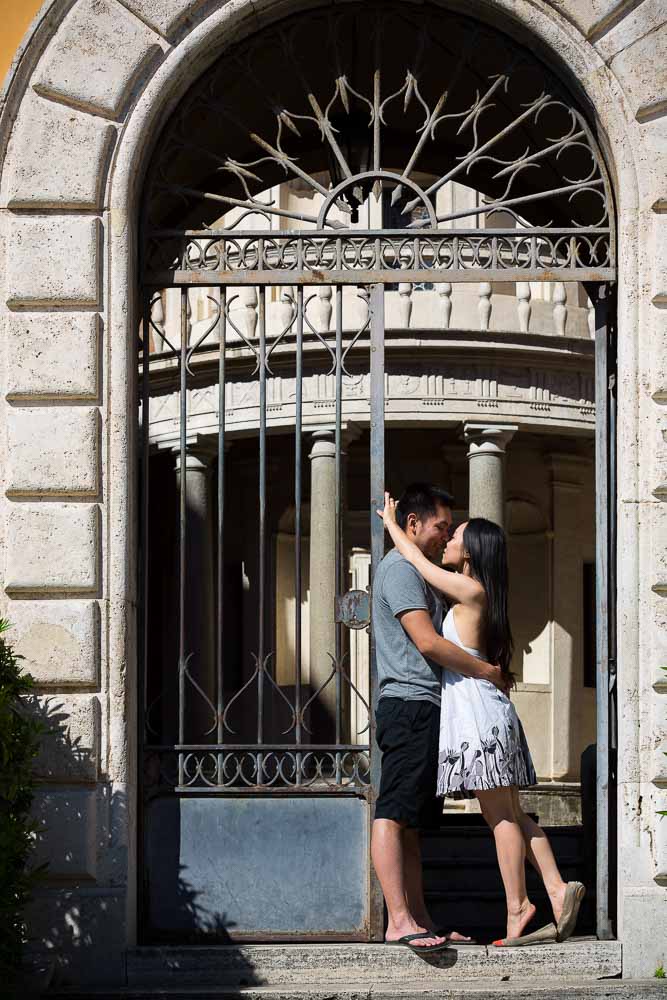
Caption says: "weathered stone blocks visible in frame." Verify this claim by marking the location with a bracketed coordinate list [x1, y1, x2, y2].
[5, 217, 101, 308]
[1, 92, 116, 209]
[6, 600, 100, 687]
[6, 407, 100, 497]
[31, 786, 98, 878]
[5, 504, 100, 595]
[119, 0, 210, 38]
[5, 312, 100, 401]
[33, 694, 101, 782]
[32, 0, 163, 120]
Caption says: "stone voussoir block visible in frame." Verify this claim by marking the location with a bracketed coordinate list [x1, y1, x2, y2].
[119, 0, 210, 38]
[6, 406, 100, 498]
[5, 503, 100, 596]
[7, 600, 100, 687]
[32, 0, 164, 120]
[6, 216, 101, 308]
[1, 91, 116, 210]
[33, 693, 101, 782]
[5, 312, 100, 401]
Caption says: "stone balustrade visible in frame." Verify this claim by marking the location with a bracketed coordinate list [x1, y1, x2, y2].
[149, 281, 592, 355]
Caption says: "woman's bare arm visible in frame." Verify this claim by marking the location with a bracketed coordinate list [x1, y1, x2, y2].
[376, 493, 483, 606]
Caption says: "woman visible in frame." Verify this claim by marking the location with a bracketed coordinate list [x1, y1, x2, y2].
[378, 493, 585, 946]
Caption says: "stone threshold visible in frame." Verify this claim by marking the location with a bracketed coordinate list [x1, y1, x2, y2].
[49, 977, 662, 1000]
[125, 939, 622, 989]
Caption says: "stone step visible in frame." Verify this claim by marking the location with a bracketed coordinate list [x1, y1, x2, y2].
[125, 939, 621, 989]
[50, 977, 664, 1000]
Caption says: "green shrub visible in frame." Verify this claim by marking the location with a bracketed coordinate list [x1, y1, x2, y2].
[0, 619, 47, 981]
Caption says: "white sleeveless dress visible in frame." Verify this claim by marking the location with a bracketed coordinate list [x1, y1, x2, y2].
[437, 606, 537, 799]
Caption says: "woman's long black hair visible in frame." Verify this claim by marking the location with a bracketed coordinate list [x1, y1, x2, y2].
[462, 518, 514, 675]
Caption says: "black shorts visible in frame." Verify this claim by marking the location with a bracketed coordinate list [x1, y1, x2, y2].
[374, 697, 441, 830]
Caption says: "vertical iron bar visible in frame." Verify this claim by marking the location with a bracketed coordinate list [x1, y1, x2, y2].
[295, 286, 304, 783]
[178, 288, 188, 787]
[369, 281, 385, 940]
[257, 286, 267, 782]
[335, 284, 343, 782]
[594, 283, 612, 940]
[217, 288, 226, 786]
[137, 291, 151, 940]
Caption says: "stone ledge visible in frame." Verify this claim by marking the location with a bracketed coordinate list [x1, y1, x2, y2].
[32, 0, 165, 121]
[47, 981, 667, 1000]
[127, 940, 623, 987]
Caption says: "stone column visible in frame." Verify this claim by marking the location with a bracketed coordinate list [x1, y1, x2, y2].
[174, 441, 217, 742]
[463, 422, 518, 529]
[547, 453, 587, 781]
[308, 429, 337, 735]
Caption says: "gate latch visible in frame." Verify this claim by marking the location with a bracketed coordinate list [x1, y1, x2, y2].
[335, 589, 371, 630]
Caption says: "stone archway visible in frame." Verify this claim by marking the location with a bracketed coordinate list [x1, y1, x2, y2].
[0, 0, 664, 983]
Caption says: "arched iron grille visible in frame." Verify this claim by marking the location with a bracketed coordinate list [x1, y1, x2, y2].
[138, 1, 616, 943]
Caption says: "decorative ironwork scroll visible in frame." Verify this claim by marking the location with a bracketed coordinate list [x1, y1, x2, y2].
[142, 1, 615, 284]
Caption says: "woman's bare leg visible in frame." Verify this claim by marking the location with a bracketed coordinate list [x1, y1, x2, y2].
[476, 787, 535, 940]
[511, 788, 567, 923]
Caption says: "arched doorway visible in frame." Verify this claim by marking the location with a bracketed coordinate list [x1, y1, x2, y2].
[138, 0, 616, 944]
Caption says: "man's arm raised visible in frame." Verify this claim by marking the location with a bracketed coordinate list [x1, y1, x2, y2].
[398, 608, 509, 694]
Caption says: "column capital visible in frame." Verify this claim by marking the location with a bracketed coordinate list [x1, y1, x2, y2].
[309, 427, 336, 461]
[167, 434, 218, 473]
[462, 422, 518, 457]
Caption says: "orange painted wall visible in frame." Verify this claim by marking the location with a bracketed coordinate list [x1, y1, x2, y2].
[1, 0, 44, 88]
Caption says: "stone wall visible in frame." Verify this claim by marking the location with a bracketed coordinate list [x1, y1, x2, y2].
[0, 0, 665, 983]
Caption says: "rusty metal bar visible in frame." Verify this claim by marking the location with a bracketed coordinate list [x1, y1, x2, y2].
[257, 286, 267, 761]
[295, 285, 304, 775]
[368, 281, 386, 940]
[217, 288, 227, 774]
[335, 284, 343, 780]
[147, 268, 615, 286]
[178, 288, 188, 787]
[594, 283, 613, 940]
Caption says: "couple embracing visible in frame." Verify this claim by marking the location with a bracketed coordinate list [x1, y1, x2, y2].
[371, 483, 585, 951]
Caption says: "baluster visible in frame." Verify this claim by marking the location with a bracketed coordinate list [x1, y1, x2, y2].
[356, 285, 370, 329]
[553, 282, 567, 336]
[231, 286, 258, 340]
[438, 282, 452, 330]
[478, 282, 492, 331]
[186, 289, 193, 344]
[150, 293, 165, 353]
[398, 282, 413, 328]
[314, 286, 332, 332]
[588, 297, 595, 338]
[516, 282, 531, 333]
[278, 286, 295, 329]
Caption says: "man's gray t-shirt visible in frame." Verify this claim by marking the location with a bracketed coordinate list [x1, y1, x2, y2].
[372, 548, 444, 706]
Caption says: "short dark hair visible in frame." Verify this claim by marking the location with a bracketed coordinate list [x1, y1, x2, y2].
[395, 482, 455, 530]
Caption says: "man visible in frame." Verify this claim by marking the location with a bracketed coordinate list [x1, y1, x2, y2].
[370, 482, 508, 950]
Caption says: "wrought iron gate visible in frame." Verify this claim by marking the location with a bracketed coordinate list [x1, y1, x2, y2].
[138, 0, 617, 943]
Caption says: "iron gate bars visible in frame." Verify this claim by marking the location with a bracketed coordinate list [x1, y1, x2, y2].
[140, 282, 376, 794]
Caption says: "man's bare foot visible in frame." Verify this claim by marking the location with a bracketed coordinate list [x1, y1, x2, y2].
[442, 930, 474, 942]
[505, 899, 536, 940]
[385, 917, 447, 948]
[547, 882, 567, 925]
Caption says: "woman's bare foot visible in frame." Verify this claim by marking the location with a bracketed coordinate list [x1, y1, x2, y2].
[505, 899, 536, 940]
[547, 882, 567, 925]
[385, 916, 447, 948]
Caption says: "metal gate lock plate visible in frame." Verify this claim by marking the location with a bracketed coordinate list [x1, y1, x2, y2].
[335, 589, 371, 630]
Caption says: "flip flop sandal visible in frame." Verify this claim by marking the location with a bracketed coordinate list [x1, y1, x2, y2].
[493, 922, 558, 947]
[438, 932, 478, 945]
[557, 881, 586, 942]
[385, 932, 450, 954]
